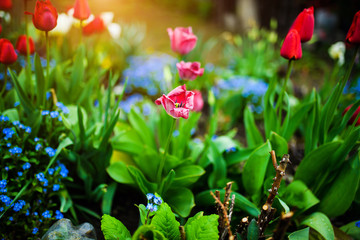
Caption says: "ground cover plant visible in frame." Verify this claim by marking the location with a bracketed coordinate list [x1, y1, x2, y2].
[1, 0, 360, 239]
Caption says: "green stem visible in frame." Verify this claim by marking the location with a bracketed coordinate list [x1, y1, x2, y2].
[24, 6, 33, 100]
[156, 118, 176, 183]
[340, 45, 359, 90]
[46, 31, 50, 91]
[276, 60, 294, 126]
[0, 67, 8, 96]
[144, 210, 151, 225]
[80, 20, 83, 44]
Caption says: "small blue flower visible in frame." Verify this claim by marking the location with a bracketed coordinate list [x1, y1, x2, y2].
[13, 200, 26, 212]
[41, 110, 50, 116]
[48, 168, 54, 175]
[0, 195, 12, 206]
[146, 193, 154, 200]
[26, 209, 30, 216]
[25, 126, 31, 134]
[4, 166, 9, 171]
[172, 130, 180, 137]
[9, 147, 22, 155]
[146, 203, 154, 211]
[34, 137, 40, 142]
[56, 162, 69, 178]
[190, 128, 196, 135]
[17, 172, 23, 177]
[33, 211, 38, 216]
[94, 100, 99, 107]
[14, 102, 20, 107]
[50, 111, 59, 118]
[8, 216, 13, 221]
[52, 184, 60, 192]
[356, 221, 360, 228]
[12, 121, 20, 126]
[0, 115, 9, 122]
[45, 147, 56, 157]
[6, 143, 11, 147]
[32, 228, 38, 234]
[153, 196, 162, 205]
[22, 163, 31, 170]
[35, 143, 42, 151]
[42, 210, 51, 218]
[46, 91, 51, 100]
[55, 210, 64, 219]
[0, 180, 7, 189]
[212, 135, 218, 140]
[0, 207, 3, 212]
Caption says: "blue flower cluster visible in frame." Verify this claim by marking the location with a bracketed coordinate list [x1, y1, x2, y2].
[17, 54, 56, 71]
[41, 102, 69, 123]
[145, 193, 162, 212]
[212, 76, 268, 113]
[122, 54, 177, 96]
[45, 147, 56, 157]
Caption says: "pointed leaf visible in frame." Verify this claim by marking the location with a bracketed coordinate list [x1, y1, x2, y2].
[165, 187, 194, 217]
[151, 203, 180, 240]
[185, 214, 219, 240]
[101, 214, 131, 240]
[129, 108, 156, 149]
[244, 106, 264, 148]
[301, 212, 334, 240]
[107, 161, 135, 184]
[247, 219, 259, 240]
[128, 166, 157, 195]
[34, 54, 46, 106]
[288, 228, 310, 240]
[281, 180, 319, 211]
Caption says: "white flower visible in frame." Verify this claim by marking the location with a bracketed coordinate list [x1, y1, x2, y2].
[107, 23, 121, 39]
[52, 13, 74, 35]
[328, 41, 345, 66]
[100, 12, 114, 26]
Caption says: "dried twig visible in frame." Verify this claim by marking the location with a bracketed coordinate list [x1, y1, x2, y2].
[179, 226, 186, 240]
[271, 211, 294, 240]
[257, 151, 290, 237]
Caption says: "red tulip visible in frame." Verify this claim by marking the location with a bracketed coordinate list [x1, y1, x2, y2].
[26, 0, 58, 32]
[280, 29, 302, 60]
[0, 0, 12, 11]
[155, 85, 195, 119]
[73, 0, 91, 21]
[16, 35, 35, 55]
[0, 24, 2, 35]
[176, 61, 204, 81]
[346, 10, 360, 46]
[83, 16, 105, 35]
[343, 104, 360, 126]
[192, 90, 204, 112]
[0, 39, 17, 65]
[290, 6, 314, 42]
[167, 27, 197, 55]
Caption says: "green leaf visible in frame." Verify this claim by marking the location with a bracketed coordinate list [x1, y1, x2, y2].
[132, 225, 166, 240]
[77, 106, 86, 144]
[102, 182, 117, 215]
[128, 166, 157, 195]
[185, 214, 219, 240]
[128, 108, 156, 149]
[107, 162, 135, 184]
[101, 214, 131, 240]
[207, 141, 227, 188]
[242, 140, 271, 197]
[2, 108, 19, 121]
[281, 180, 319, 211]
[288, 228, 310, 240]
[340, 221, 360, 240]
[45, 137, 73, 173]
[264, 77, 278, 138]
[244, 106, 264, 148]
[173, 165, 205, 187]
[212, 135, 239, 154]
[165, 187, 194, 217]
[70, 44, 85, 100]
[151, 203, 180, 240]
[247, 219, 259, 240]
[34, 54, 46, 107]
[100, 109, 120, 150]
[195, 190, 260, 217]
[9, 69, 34, 114]
[269, 131, 288, 156]
[301, 212, 334, 240]
[318, 153, 360, 217]
[226, 147, 255, 166]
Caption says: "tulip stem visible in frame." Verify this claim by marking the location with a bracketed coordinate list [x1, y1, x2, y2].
[276, 59, 294, 126]
[45, 31, 50, 92]
[80, 20, 83, 44]
[156, 118, 177, 183]
[0, 67, 8, 96]
[24, 5, 33, 100]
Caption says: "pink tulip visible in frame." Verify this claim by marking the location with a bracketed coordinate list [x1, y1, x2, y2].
[176, 61, 204, 81]
[192, 90, 204, 112]
[155, 85, 195, 119]
[167, 27, 197, 55]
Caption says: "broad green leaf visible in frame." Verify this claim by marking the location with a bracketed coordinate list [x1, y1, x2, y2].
[207, 141, 227, 188]
[9, 70, 34, 114]
[301, 212, 334, 240]
[318, 153, 360, 217]
[212, 135, 239, 154]
[101, 214, 131, 240]
[247, 219, 259, 240]
[165, 187, 194, 217]
[295, 141, 342, 187]
[244, 106, 264, 148]
[158, 170, 175, 196]
[184, 212, 204, 228]
[185, 214, 219, 240]
[269, 131, 288, 156]
[128, 166, 157, 194]
[151, 203, 180, 240]
[195, 190, 260, 217]
[102, 182, 117, 215]
[132, 225, 166, 240]
[34, 54, 46, 106]
[280, 92, 291, 138]
[340, 221, 360, 240]
[2, 108, 19, 121]
[129, 108, 156, 149]
[242, 140, 271, 197]
[305, 91, 320, 155]
[288, 227, 309, 240]
[173, 165, 205, 187]
[226, 147, 254, 165]
[264, 77, 278, 138]
[281, 180, 319, 211]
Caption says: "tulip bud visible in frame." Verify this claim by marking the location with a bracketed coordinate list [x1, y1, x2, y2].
[343, 104, 360, 126]
[16, 35, 35, 56]
[280, 29, 302, 60]
[176, 61, 204, 81]
[0, 0, 12, 11]
[167, 27, 197, 55]
[346, 10, 360, 46]
[26, 0, 58, 32]
[0, 39, 18, 65]
[83, 16, 105, 35]
[73, 0, 91, 21]
[290, 6, 314, 42]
